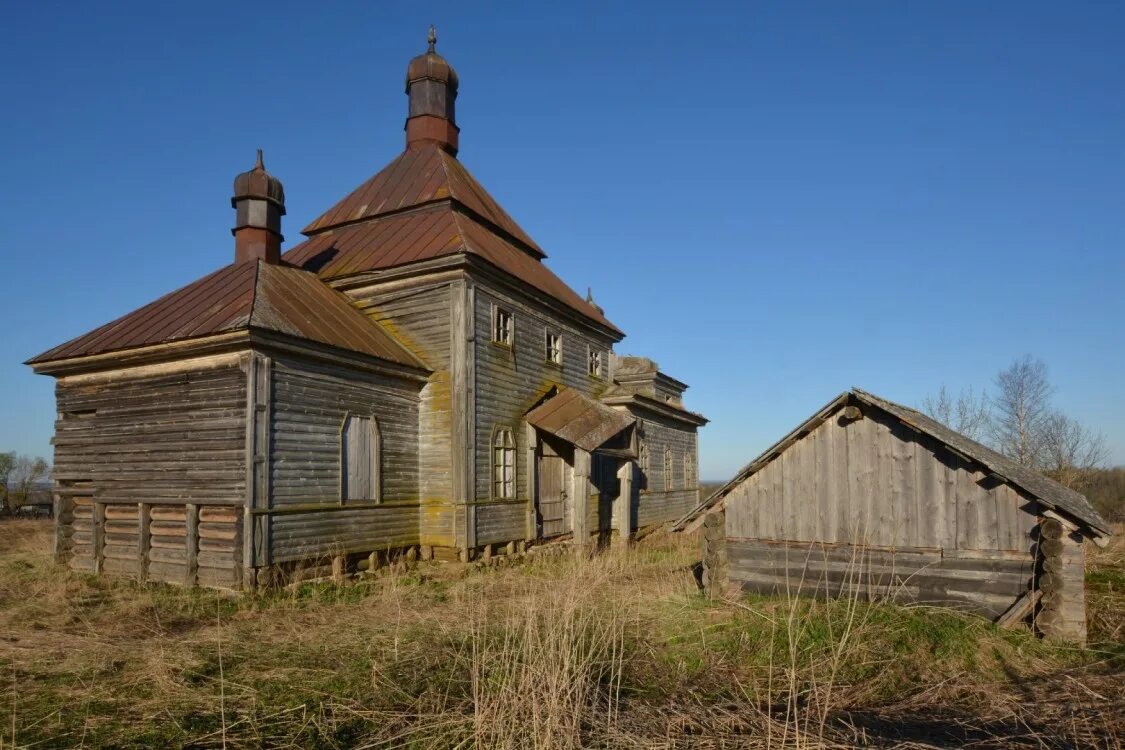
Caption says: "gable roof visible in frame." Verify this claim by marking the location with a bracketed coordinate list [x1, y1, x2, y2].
[525, 387, 635, 453]
[27, 260, 425, 370]
[673, 388, 1111, 537]
[302, 145, 543, 257]
[284, 204, 622, 336]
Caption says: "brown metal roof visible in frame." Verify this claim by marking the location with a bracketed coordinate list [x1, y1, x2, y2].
[28, 261, 424, 369]
[301, 145, 543, 258]
[525, 387, 635, 453]
[672, 388, 1111, 537]
[284, 204, 622, 335]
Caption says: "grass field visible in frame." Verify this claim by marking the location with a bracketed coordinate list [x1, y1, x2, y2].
[0, 520, 1122, 749]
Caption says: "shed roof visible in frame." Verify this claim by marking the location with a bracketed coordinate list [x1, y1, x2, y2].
[673, 388, 1111, 537]
[28, 260, 424, 370]
[526, 387, 635, 453]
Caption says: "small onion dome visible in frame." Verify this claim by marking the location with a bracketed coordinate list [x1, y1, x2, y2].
[232, 149, 285, 212]
[405, 25, 459, 92]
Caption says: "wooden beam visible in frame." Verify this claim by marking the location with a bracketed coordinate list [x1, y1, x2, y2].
[996, 588, 1042, 629]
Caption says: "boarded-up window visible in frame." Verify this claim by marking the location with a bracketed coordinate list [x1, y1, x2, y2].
[684, 452, 695, 488]
[341, 415, 380, 502]
[493, 428, 516, 499]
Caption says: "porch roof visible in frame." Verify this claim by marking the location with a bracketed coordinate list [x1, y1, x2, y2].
[526, 387, 635, 453]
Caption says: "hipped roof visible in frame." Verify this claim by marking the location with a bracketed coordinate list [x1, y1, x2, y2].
[525, 387, 635, 453]
[285, 145, 621, 336]
[28, 260, 424, 369]
[673, 388, 1111, 537]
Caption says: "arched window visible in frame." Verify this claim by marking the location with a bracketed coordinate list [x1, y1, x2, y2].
[341, 414, 380, 502]
[493, 428, 516, 499]
[663, 448, 673, 492]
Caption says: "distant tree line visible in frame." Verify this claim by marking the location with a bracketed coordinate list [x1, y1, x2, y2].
[923, 356, 1121, 521]
[0, 452, 50, 515]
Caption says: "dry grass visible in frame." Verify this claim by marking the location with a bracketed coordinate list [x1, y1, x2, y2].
[0, 519, 1122, 749]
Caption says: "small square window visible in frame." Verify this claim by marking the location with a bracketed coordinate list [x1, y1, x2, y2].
[493, 306, 513, 346]
[587, 347, 603, 378]
[545, 331, 562, 365]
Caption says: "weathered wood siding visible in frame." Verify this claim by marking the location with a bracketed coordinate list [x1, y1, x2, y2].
[472, 282, 615, 544]
[720, 407, 1044, 619]
[265, 353, 422, 563]
[52, 357, 248, 585]
[727, 539, 1035, 618]
[635, 412, 700, 528]
[723, 409, 1037, 550]
[353, 282, 456, 546]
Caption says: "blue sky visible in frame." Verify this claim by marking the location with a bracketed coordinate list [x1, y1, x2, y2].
[1, 1, 1122, 479]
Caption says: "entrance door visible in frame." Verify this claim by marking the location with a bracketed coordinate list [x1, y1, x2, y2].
[537, 439, 569, 538]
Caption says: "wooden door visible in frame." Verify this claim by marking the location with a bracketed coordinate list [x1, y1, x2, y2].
[538, 443, 569, 538]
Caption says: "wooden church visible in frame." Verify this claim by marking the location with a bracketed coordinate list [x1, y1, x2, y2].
[27, 29, 707, 589]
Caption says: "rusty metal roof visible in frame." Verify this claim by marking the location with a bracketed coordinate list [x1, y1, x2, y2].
[285, 204, 622, 335]
[525, 387, 635, 453]
[302, 145, 542, 258]
[28, 261, 424, 369]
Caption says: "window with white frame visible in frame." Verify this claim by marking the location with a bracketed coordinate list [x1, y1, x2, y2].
[341, 414, 380, 502]
[545, 330, 562, 365]
[587, 347, 603, 378]
[663, 448, 673, 492]
[493, 306, 513, 346]
[492, 428, 516, 499]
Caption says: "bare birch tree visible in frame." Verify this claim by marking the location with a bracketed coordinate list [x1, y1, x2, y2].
[922, 385, 990, 440]
[990, 355, 1052, 467]
[1040, 411, 1108, 490]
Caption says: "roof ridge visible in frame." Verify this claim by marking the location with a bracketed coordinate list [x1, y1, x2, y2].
[246, 259, 264, 329]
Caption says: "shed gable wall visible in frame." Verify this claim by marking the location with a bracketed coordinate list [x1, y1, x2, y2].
[724, 408, 1038, 551]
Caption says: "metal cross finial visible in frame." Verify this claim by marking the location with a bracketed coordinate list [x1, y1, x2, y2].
[255, 148, 264, 170]
[427, 25, 437, 53]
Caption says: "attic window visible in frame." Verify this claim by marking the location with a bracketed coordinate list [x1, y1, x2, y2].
[587, 347, 603, 378]
[492, 306, 513, 347]
[545, 331, 562, 365]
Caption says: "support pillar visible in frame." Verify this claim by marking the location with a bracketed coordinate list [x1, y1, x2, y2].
[572, 448, 592, 553]
[613, 460, 635, 547]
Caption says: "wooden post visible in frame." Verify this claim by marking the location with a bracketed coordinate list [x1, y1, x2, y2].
[614, 460, 635, 547]
[92, 502, 106, 575]
[702, 509, 728, 599]
[332, 554, 346, 585]
[572, 448, 592, 553]
[137, 503, 151, 583]
[185, 503, 199, 587]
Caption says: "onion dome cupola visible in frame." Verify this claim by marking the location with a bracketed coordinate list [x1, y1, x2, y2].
[231, 149, 286, 264]
[405, 25, 460, 156]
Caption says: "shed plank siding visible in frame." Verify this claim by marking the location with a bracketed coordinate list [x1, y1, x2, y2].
[472, 283, 613, 541]
[53, 362, 248, 506]
[727, 539, 1035, 619]
[634, 412, 699, 528]
[270, 355, 421, 507]
[356, 283, 453, 507]
[725, 410, 1037, 552]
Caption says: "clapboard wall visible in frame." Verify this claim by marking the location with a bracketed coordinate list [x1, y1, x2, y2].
[471, 278, 617, 545]
[265, 353, 422, 563]
[634, 411, 700, 529]
[52, 355, 249, 586]
[721, 407, 1044, 618]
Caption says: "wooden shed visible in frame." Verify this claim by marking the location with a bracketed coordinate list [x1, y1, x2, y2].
[674, 389, 1112, 643]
